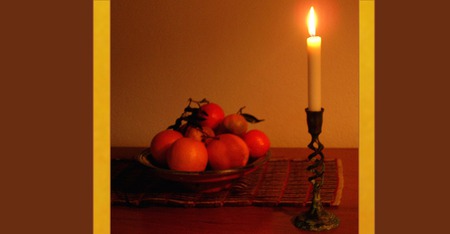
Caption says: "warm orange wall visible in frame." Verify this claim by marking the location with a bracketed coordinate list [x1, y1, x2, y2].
[111, 0, 359, 148]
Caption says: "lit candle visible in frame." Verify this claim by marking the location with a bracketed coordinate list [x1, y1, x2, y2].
[307, 6, 321, 111]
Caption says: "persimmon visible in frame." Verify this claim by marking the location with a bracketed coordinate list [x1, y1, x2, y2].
[220, 113, 248, 136]
[206, 134, 249, 170]
[166, 137, 208, 172]
[198, 103, 225, 130]
[242, 129, 270, 158]
[150, 129, 183, 166]
[184, 126, 215, 143]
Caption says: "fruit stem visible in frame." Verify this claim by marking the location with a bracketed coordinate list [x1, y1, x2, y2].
[238, 106, 246, 114]
[188, 98, 210, 108]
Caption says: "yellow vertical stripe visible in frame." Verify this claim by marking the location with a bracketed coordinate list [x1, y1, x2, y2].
[93, 0, 110, 234]
[360, 0, 375, 233]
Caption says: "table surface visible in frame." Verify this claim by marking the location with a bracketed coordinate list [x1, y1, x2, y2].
[111, 147, 358, 234]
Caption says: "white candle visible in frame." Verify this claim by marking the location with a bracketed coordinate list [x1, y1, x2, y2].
[307, 6, 322, 111]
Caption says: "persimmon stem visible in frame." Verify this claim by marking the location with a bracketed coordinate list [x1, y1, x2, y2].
[238, 106, 246, 114]
[188, 98, 209, 108]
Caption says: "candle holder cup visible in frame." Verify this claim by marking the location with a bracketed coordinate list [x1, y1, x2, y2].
[293, 108, 340, 231]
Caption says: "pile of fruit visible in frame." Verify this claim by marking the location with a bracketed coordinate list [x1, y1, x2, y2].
[149, 98, 271, 172]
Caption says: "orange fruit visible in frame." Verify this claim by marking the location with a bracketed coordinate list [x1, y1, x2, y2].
[184, 126, 215, 142]
[206, 134, 249, 170]
[242, 129, 270, 158]
[150, 129, 183, 166]
[166, 137, 208, 172]
[198, 103, 225, 130]
[221, 113, 248, 136]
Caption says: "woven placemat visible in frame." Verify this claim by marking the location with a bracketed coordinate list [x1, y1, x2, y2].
[111, 158, 343, 208]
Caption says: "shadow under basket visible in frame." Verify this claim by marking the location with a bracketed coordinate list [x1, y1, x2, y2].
[136, 148, 271, 193]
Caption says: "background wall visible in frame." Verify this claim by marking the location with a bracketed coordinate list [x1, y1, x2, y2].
[111, 0, 359, 148]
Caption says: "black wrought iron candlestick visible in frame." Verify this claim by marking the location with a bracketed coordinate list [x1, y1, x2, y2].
[293, 108, 339, 231]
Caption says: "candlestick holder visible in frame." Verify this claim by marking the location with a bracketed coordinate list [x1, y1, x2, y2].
[293, 108, 339, 231]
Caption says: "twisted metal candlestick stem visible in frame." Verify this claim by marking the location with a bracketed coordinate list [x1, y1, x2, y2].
[293, 108, 339, 231]
[305, 133, 326, 217]
[307, 133, 325, 189]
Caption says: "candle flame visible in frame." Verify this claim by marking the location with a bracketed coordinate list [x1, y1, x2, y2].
[308, 6, 317, 36]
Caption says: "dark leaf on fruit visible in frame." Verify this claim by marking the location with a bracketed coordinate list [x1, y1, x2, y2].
[242, 113, 265, 123]
[199, 109, 208, 116]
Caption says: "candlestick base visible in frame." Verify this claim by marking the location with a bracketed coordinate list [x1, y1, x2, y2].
[293, 208, 340, 232]
[292, 108, 339, 231]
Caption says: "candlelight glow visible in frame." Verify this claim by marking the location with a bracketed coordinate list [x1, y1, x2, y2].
[308, 6, 317, 36]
